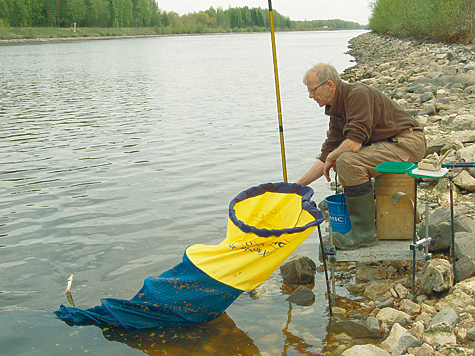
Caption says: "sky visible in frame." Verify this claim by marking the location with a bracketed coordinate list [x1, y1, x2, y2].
[157, 0, 374, 25]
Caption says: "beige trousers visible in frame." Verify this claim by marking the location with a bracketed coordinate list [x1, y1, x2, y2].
[335, 130, 426, 187]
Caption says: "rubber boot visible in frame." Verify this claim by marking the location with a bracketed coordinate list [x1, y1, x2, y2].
[332, 181, 378, 250]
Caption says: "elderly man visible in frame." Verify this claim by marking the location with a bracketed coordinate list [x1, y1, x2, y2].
[297, 63, 426, 250]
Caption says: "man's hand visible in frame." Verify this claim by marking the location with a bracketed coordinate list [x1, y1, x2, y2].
[323, 152, 338, 182]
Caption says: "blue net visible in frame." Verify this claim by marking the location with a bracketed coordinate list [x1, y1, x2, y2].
[56, 252, 242, 330]
[55, 182, 325, 330]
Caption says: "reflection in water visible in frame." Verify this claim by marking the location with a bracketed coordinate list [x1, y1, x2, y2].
[101, 312, 261, 356]
[281, 303, 322, 356]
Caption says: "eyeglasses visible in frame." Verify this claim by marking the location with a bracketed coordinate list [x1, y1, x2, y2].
[307, 82, 326, 93]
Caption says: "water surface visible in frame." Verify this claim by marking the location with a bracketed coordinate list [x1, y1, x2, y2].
[0, 30, 366, 355]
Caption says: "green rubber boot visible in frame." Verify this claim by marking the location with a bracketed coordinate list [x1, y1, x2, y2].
[332, 181, 378, 250]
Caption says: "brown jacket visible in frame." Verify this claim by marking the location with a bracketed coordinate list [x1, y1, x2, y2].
[319, 82, 420, 162]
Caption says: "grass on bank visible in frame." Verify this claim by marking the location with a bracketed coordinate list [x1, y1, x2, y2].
[0, 27, 167, 40]
[369, 0, 475, 44]
[0, 25, 291, 41]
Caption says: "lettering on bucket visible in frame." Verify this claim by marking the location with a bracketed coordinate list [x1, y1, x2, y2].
[330, 215, 346, 223]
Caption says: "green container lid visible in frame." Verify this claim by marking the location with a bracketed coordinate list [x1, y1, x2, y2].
[375, 161, 417, 174]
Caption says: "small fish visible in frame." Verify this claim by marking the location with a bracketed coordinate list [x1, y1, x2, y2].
[66, 274, 75, 307]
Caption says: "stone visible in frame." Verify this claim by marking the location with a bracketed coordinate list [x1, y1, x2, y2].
[452, 276, 475, 296]
[438, 346, 474, 356]
[421, 303, 437, 316]
[408, 321, 425, 339]
[341, 344, 390, 356]
[395, 284, 409, 299]
[453, 171, 475, 192]
[392, 333, 422, 356]
[364, 281, 395, 300]
[454, 232, 475, 260]
[414, 343, 434, 356]
[418, 103, 436, 116]
[421, 323, 457, 347]
[432, 179, 459, 207]
[451, 114, 475, 131]
[418, 258, 454, 294]
[417, 206, 473, 251]
[426, 136, 451, 154]
[376, 307, 411, 326]
[249, 286, 267, 298]
[377, 298, 395, 309]
[455, 256, 475, 282]
[456, 144, 475, 176]
[427, 309, 459, 330]
[415, 312, 432, 326]
[420, 92, 434, 103]
[381, 323, 407, 353]
[356, 266, 388, 281]
[328, 317, 381, 339]
[467, 326, 475, 340]
[280, 255, 316, 284]
[436, 288, 475, 310]
[285, 285, 315, 306]
[399, 299, 421, 315]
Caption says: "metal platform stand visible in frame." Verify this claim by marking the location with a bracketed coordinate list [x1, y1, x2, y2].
[320, 162, 450, 307]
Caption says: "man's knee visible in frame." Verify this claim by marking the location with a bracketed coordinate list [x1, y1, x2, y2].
[336, 152, 355, 172]
[336, 152, 368, 186]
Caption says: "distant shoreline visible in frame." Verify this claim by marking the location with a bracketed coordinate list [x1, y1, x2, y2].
[0, 27, 366, 45]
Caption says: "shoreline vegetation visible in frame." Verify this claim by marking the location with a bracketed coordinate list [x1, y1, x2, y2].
[0, 25, 363, 44]
[0, 3, 364, 43]
[1, 0, 475, 44]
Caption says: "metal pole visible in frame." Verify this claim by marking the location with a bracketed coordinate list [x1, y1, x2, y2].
[268, 0, 288, 183]
[412, 178, 418, 294]
[449, 177, 457, 284]
[318, 225, 333, 316]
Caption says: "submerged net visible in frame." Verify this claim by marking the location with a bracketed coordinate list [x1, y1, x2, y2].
[55, 182, 325, 330]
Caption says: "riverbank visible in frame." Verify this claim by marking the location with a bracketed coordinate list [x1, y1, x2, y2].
[0, 26, 178, 44]
[321, 32, 475, 356]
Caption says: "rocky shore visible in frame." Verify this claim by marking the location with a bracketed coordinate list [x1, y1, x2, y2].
[282, 32, 475, 356]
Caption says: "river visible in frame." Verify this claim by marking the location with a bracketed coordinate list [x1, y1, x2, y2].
[0, 30, 366, 355]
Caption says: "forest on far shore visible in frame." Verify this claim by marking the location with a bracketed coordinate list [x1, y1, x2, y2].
[0, 0, 365, 34]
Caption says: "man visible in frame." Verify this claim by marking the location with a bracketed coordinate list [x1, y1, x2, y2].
[297, 63, 426, 250]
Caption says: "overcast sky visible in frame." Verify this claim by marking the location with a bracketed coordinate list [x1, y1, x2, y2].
[157, 0, 374, 25]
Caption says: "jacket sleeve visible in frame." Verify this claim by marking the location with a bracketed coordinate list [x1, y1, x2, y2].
[319, 117, 346, 162]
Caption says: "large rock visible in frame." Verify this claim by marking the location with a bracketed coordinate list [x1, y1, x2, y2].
[452, 276, 475, 296]
[453, 170, 475, 192]
[427, 309, 459, 330]
[380, 323, 407, 353]
[376, 307, 411, 326]
[364, 281, 396, 300]
[417, 206, 472, 251]
[392, 333, 422, 356]
[280, 255, 316, 284]
[455, 256, 475, 282]
[436, 288, 475, 310]
[328, 317, 381, 339]
[421, 323, 457, 346]
[399, 299, 421, 315]
[418, 258, 454, 294]
[456, 144, 475, 176]
[451, 114, 475, 131]
[356, 266, 389, 281]
[454, 232, 475, 260]
[341, 344, 390, 356]
[285, 285, 315, 306]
